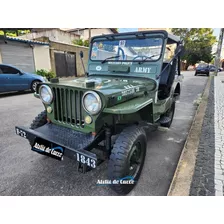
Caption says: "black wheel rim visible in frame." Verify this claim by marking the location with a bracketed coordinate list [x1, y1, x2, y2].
[32, 82, 38, 91]
[128, 142, 144, 178]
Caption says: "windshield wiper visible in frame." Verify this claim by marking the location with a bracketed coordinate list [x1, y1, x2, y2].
[138, 53, 162, 64]
[101, 55, 121, 64]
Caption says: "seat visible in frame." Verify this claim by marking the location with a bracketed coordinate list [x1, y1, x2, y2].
[159, 63, 172, 86]
[158, 62, 172, 99]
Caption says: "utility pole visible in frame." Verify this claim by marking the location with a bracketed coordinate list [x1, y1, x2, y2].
[215, 28, 224, 75]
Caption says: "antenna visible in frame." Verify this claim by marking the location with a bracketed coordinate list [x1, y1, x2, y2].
[79, 51, 87, 76]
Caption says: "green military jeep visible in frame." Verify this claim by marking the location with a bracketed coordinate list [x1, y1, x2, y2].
[15, 30, 183, 195]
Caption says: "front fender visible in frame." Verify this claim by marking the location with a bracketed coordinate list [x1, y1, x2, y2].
[103, 97, 153, 114]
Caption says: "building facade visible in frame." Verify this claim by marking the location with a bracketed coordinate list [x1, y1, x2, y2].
[0, 36, 51, 72]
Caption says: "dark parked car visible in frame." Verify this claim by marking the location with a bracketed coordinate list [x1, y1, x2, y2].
[195, 64, 222, 76]
[208, 65, 223, 72]
[195, 64, 210, 76]
[0, 64, 46, 93]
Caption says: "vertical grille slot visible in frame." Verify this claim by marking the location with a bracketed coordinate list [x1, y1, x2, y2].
[53, 87, 84, 128]
[60, 88, 65, 122]
[53, 88, 57, 120]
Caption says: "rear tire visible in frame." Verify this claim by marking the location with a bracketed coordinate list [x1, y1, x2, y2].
[194, 72, 197, 76]
[108, 125, 147, 195]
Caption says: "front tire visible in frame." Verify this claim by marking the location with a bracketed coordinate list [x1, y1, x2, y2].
[29, 110, 47, 146]
[108, 125, 147, 195]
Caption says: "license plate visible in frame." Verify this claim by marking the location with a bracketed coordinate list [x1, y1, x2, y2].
[32, 138, 64, 161]
[76, 153, 97, 168]
[15, 127, 27, 139]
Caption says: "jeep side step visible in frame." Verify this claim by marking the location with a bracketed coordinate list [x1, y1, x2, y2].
[159, 116, 171, 125]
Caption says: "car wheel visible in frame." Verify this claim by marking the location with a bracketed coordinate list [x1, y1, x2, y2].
[31, 80, 41, 93]
[108, 125, 147, 195]
[195, 72, 197, 76]
[29, 110, 47, 146]
[207, 72, 210, 76]
[161, 101, 176, 128]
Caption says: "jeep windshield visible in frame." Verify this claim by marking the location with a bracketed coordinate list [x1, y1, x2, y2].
[90, 37, 163, 62]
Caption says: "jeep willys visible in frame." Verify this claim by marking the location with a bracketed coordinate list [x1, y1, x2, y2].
[15, 30, 183, 195]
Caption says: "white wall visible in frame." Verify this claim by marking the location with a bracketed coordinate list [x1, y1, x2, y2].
[82, 28, 114, 40]
[33, 45, 51, 71]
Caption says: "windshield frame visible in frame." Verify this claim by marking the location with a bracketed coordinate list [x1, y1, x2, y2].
[89, 34, 165, 63]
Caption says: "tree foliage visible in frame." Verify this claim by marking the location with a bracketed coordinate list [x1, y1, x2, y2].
[171, 28, 216, 66]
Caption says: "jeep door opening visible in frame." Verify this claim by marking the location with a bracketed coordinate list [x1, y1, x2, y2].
[15, 30, 183, 195]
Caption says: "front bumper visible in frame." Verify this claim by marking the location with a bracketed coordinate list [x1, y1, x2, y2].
[15, 123, 100, 169]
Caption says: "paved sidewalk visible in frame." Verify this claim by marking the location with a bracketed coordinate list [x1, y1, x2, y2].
[214, 73, 224, 195]
[190, 72, 224, 196]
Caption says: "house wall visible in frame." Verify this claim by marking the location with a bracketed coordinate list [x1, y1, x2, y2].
[33, 45, 51, 71]
[49, 41, 89, 77]
[75, 28, 114, 40]
[19, 29, 80, 45]
[138, 28, 172, 33]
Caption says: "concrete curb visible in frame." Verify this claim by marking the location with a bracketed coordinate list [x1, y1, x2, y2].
[167, 76, 212, 196]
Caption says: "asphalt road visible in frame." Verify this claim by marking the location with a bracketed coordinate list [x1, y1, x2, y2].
[0, 71, 208, 196]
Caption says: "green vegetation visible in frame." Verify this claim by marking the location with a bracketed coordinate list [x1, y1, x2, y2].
[0, 29, 30, 37]
[171, 28, 216, 68]
[72, 39, 89, 47]
[36, 69, 56, 81]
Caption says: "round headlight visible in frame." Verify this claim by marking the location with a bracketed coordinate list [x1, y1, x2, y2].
[82, 91, 102, 115]
[39, 85, 53, 104]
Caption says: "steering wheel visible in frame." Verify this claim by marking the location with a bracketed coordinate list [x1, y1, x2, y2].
[133, 55, 151, 61]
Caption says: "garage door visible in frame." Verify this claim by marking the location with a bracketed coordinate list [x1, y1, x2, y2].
[0, 41, 35, 73]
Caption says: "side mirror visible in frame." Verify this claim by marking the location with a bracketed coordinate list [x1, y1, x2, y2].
[175, 45, 185, 57]
[80, 51, 84, 58]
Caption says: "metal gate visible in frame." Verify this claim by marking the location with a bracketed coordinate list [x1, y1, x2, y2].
[54, 51, 77, 77]
[0, 41, 35, 73]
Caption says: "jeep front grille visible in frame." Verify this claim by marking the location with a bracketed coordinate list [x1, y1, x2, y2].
[52, 87, 85, 128]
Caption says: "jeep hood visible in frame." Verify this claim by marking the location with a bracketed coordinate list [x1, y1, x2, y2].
[57, 75, 156, 96]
